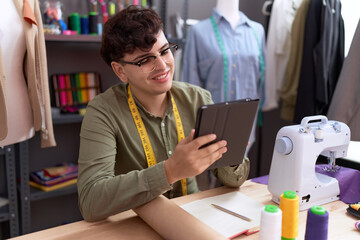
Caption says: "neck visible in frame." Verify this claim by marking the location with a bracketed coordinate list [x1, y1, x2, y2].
[132, 89, 169, 118]
[215, 0, 240, 29]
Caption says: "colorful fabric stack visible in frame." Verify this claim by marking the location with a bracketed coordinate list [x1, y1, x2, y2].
[29, 163, 78, 192]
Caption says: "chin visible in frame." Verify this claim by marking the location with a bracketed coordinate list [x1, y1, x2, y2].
[159, 78, 173, 93]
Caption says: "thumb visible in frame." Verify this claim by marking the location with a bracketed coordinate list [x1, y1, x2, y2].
[181, 129, 195, 145]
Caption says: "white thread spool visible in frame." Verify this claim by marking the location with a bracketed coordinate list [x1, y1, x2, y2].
[259, 205, 282, 240]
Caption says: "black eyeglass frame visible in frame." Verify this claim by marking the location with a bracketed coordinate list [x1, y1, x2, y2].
[119, 43, 178, 68]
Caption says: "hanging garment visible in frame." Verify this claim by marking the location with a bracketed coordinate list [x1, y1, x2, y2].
[0, 0, 56, 147]
[263, 0, 303, 111]
[327, 19, 360, 141]
[294, 0, 344, 123]
[280, 0, 311, 121]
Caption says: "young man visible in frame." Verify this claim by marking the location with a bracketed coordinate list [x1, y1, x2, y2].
[77, 6, 250, 222]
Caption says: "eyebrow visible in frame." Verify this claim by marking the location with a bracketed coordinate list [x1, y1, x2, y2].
[131, 43, 169, 61]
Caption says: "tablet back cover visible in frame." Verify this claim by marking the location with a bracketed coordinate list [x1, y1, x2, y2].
[194, 99, 259, 169]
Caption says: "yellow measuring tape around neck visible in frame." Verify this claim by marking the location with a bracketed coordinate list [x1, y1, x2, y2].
[127, 85, 187, 196]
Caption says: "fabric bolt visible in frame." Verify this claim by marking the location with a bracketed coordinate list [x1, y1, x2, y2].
[78, 81, 250, 221]
[263, 0, 303, 111]
[327, 19, 360, 141]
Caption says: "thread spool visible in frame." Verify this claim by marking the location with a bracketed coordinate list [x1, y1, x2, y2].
[356, 221, 360, 231]
[103, 13, 108, 24]
[97, 23, 103, 35]
[305, 206, 328, 240]
[280, 191, 299, 240]
[109, 2, 116, 16]
[69, 13, 81, 34]
[89, 12, 98, 35]
[259, 205, 282, 240]
[80, 15, 89, 34]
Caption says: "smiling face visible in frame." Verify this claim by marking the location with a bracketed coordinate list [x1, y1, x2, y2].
[111, 31, 175, 102]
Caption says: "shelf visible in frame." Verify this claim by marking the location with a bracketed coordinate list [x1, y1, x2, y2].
[29, 184, 78, 202]
[0, 205, 9, 223]
[51, 108, 84, 124]
[45, 34, 101, 43]
[52, 113, 84, 125]
[45, 34, 184, 46]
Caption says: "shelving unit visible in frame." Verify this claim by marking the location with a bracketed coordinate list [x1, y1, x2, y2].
[45, 34, 101, 42]
[17, 139, 79, 234]
[0, 145, 19, 238]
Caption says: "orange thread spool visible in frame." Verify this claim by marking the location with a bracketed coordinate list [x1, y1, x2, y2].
[280, 191, 299, 240]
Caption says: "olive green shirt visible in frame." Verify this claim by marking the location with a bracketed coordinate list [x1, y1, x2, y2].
[78, 81, 249, 221]
[280, 0, 311, 121]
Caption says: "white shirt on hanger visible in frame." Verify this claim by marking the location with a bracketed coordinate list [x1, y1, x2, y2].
[262, 0, 303, 111]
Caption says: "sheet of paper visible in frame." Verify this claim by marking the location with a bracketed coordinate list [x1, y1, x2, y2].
[134, 195, 227, 240]
[181, 191, 264, 239]
[343, 141, 360, 163]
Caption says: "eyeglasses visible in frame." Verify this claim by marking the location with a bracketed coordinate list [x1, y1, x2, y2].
[120, 43, 178, 73]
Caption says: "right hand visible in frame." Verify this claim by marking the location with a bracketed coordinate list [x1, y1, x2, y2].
[164, 129, 227, 184]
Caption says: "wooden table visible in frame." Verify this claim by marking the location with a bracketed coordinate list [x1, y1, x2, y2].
[11, 181, 360, 240]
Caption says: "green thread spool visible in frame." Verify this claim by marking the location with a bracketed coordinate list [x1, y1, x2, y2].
[69, 13, 81, 34]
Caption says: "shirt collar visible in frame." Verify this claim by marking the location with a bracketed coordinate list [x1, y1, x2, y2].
[211, 8, 250, 28]
[128, 83, 173, 119]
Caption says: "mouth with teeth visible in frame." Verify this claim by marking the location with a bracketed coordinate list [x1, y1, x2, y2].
[152, 71, 169, 82]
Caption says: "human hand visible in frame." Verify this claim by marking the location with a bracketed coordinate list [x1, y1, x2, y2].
[164, 129, 227, 184]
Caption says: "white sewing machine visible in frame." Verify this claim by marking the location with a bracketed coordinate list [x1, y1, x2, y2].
[268, 115, 351, 211]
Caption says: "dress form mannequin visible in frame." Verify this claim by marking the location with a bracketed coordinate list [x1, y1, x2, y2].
[215, 0, 240, 30]
[181, 0, 265, 160]
[0, 0, 35, 147]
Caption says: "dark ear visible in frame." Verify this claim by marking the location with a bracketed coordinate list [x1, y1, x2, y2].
[111, 61, 129, 83]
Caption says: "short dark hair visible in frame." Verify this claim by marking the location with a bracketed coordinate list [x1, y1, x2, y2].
[100, 6, 163, 67]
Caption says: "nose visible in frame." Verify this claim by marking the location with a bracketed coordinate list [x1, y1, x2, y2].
[154, 55, 167, 71]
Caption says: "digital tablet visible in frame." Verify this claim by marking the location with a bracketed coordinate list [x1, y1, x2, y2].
[194, 98, 259, 169]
